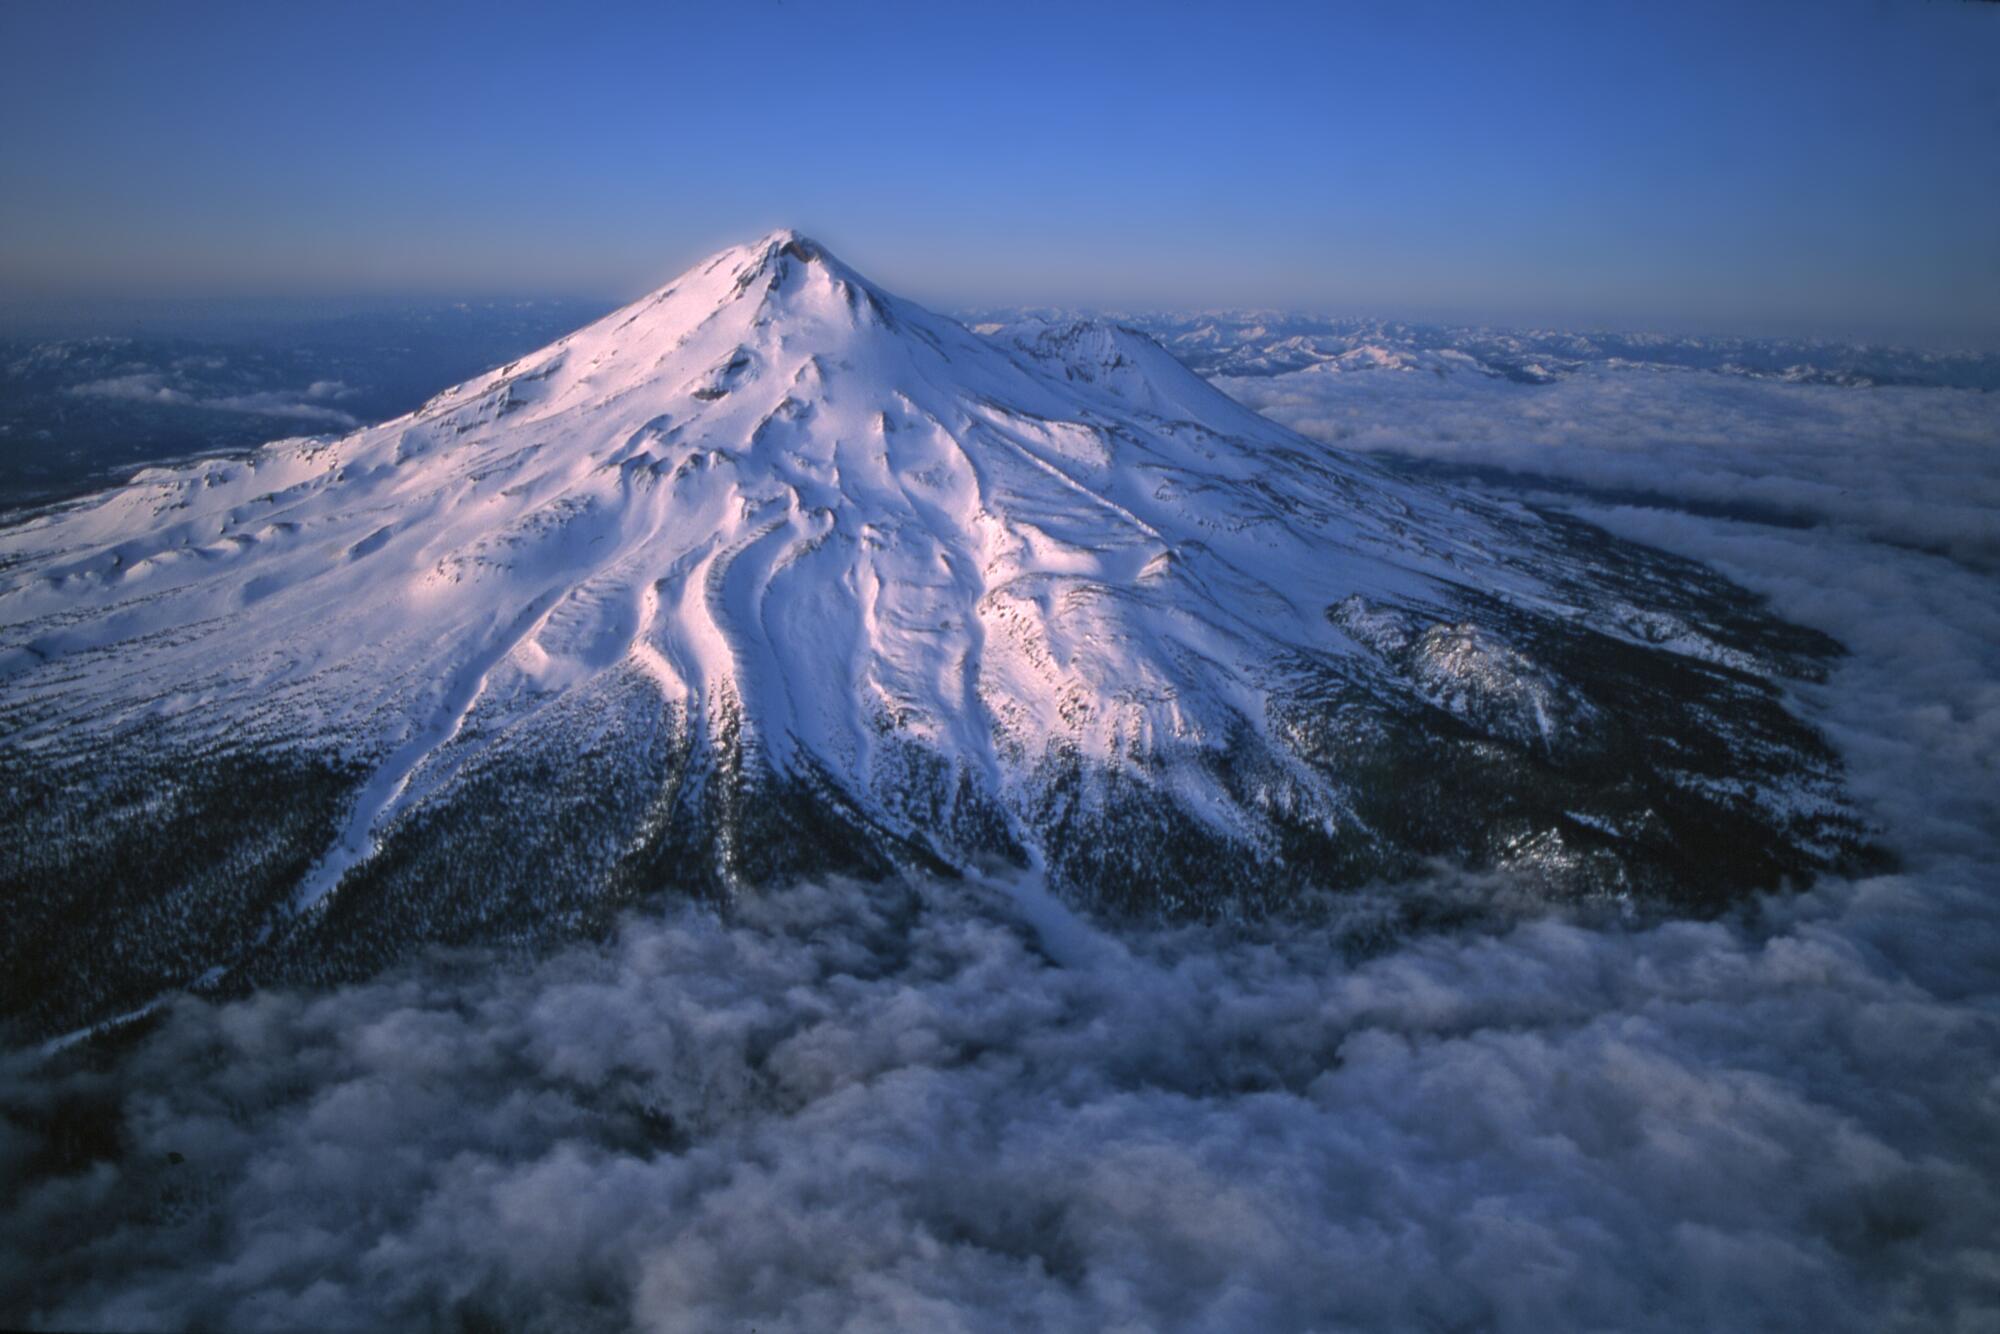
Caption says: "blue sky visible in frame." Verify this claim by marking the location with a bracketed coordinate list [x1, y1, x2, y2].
[2, 0, 1996, 343]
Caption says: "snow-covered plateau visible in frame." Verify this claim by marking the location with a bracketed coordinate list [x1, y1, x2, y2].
[0, 233, 1872, 1038]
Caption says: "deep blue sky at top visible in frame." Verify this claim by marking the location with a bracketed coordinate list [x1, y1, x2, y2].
[2, 0, 1996, 343]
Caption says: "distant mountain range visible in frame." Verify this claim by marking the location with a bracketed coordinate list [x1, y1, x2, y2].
[971, 309, 2000, 389]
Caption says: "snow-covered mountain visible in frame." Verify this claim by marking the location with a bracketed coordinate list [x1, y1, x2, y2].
[0, 232, 1870, 1037]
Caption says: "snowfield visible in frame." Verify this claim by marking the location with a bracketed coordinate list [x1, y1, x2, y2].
[4, 233, 1868, 1038]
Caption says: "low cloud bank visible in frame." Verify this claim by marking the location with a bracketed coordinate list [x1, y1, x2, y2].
[5, 370, 1999, 1331]
[65, 371, 359, 428]
[1222, 365, 2000, 568]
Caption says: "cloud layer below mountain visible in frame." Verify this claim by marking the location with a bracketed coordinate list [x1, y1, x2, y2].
[5, 364, 1998, 1332]
[1222, 364, 2000, 567]
[65, 370, 359, 427]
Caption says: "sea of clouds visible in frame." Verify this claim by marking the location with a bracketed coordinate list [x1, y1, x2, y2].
[1223, 364, 2000, 569]
[4, 361, 1998, 1331]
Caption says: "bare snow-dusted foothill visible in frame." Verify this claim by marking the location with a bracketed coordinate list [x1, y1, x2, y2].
[0, 232, 1871, 1038]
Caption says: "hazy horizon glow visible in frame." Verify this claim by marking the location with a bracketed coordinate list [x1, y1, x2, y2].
[3, 0, 1998, 346]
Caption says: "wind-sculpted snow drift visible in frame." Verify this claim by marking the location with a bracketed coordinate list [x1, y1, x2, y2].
[0, 233, 1869, 1036]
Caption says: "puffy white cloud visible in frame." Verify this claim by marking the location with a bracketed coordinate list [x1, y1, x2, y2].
[201, 390, 358, 425]
[63, 372, 195, 406]
[6, 848, 1997, 1331]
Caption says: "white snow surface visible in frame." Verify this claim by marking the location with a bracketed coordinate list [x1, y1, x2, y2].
[2, 233, 1670, 878]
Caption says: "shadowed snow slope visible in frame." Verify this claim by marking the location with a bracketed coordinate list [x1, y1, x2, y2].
[0, 233, 1870, 1036]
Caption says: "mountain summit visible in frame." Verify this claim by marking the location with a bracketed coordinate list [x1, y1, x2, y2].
[1, 232, 1867, 1035]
